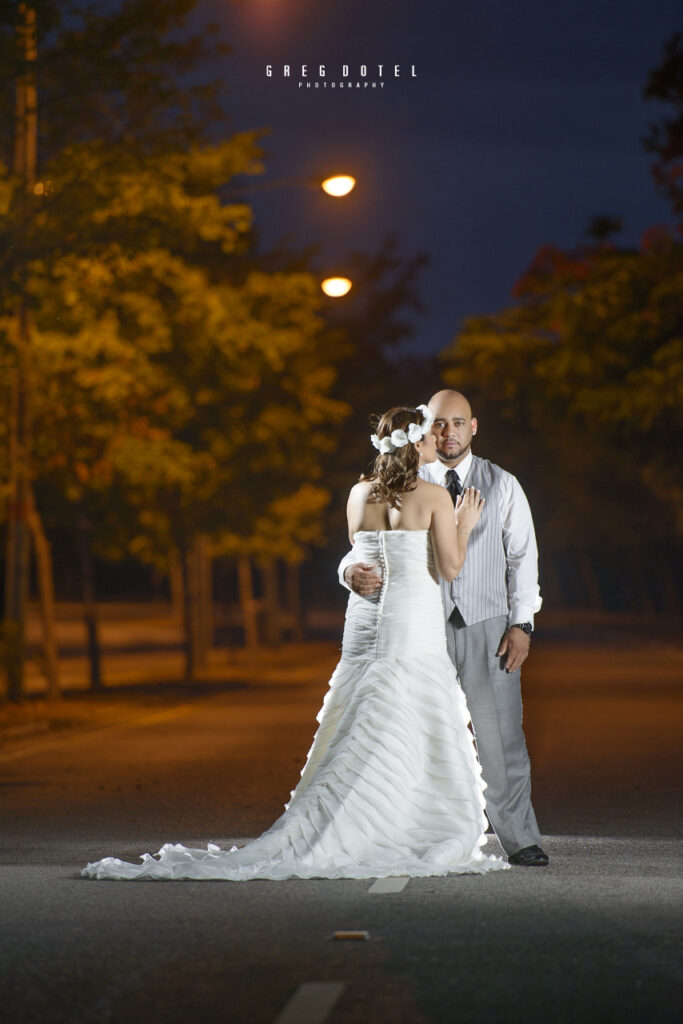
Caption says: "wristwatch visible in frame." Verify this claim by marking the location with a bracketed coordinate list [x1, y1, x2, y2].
[511, 622, 533, 635]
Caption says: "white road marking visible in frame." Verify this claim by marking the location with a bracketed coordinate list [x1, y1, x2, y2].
[368, 876, 409, 893]
[273, 983, 345, 1024]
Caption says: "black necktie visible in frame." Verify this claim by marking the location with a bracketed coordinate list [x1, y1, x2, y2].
[445, 469, 462, 507]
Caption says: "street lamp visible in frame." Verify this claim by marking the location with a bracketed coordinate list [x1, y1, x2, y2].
[321, 174, 356, 198]
[230, 173, 356, 197]
[321, 276, 352, 298]
[232, 174, 356, 298]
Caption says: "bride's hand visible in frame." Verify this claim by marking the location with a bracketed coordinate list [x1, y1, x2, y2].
[454, 487, 485, 533]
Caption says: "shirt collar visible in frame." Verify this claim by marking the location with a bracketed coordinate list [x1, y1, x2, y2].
[431, 450, 473, 484]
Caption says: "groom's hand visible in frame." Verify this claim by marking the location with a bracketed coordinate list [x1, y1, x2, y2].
[344, 562, 382, 596]
[497, 627, 531, 673]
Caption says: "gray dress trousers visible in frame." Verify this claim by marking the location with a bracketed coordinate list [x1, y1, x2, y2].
[446, 612, 542, 855]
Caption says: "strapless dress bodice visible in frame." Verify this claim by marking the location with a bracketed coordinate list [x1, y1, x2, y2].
[342, 530, 446, 660]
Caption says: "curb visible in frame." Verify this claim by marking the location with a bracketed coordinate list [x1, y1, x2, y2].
[0, 720, 51, 742]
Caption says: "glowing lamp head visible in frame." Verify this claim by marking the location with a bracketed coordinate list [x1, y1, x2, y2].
[321, 277, 353, 298]
[321, 175, 356, 197]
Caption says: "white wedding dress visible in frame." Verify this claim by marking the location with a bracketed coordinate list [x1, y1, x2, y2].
[83, 530, 508, 880]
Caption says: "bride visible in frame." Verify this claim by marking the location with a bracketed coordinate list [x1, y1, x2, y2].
[83, 405, 508, 880]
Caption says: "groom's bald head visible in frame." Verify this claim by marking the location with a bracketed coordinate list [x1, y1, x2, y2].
[428, 389, 473, 420]
[427, 390, 477, 466]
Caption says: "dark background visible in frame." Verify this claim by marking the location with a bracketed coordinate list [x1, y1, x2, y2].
[195, 0, 681, 353]
[3, 0, 682, 650]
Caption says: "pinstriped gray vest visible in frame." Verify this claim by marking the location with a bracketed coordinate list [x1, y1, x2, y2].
[441, 456, 509, 625]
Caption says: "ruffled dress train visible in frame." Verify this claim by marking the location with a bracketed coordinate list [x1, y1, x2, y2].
[83, 531, 508, 880]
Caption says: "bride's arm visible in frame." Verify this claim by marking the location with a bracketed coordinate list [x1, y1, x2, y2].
[346, 482, 368, 543]
[430, 486, 484, 581]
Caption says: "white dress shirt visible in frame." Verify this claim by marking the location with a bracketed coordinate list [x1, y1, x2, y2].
[420, 453, 542, 625]
[338, 450, 542, 626]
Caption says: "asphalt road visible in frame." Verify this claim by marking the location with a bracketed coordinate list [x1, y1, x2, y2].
[0, 641, 681, 1024]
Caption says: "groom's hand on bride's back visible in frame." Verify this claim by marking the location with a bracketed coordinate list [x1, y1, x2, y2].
[344, 562, 382, 596]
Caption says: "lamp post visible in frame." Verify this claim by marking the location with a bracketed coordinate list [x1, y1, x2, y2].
[229, 173, 357, 298]
[232, 172, 355, 648]
[4, 3, 37, 702]
[229, 172, 355, 197]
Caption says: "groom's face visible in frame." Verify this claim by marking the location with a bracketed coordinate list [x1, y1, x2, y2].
[429, 395, 477, 466]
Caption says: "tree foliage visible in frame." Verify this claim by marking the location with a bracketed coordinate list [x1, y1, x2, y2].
[643, 31, 683, 215]
[440, 37, 683, 610]
[0, 0, 349, 610]
[321, 236, 433, 538]
[441, 237, 683, 543]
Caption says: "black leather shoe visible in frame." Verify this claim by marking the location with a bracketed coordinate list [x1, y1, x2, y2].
[508, 845, 549, 867]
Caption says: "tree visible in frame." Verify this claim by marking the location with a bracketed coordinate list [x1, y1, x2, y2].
[216, 483, 333, 647]
[438, 36, 683, 613]
[0, 1, 349, 690]
[585, 215, 623, 243]
[440, 236, 683, 609]
[14, 167, 349, 677]
[0, 0, 260, 693]
[322, 236, 432, 534]
[643, 31, 683, 215]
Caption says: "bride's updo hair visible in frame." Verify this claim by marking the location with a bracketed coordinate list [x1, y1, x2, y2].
[363, 406, 423, 508]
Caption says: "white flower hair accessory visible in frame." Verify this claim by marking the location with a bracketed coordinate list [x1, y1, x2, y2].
[370, 404, 434, 453]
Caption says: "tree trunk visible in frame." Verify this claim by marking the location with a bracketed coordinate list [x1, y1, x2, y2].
[169, 547, 184, 622]
[27, 484, 60, 700]
[260, 559, 282, 648]
[3, 0, 38, 704]
[633, 562, 656, 615]
[3, 305, 32, 703]
[578, 550, 603, 610]
[237, 556, 259, 650]
[542, 553, 565, 608]
[191, 535, 212, 669]
[657, 550, 680, 614]
[286, 562, 304, 642]
[77, 513, 102, 690]
[179, 543, 196, 681]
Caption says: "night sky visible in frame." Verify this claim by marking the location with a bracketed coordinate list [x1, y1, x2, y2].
[193, 0, 681, 355]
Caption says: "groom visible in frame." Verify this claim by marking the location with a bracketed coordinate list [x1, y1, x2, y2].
[339, 389, 548, 867]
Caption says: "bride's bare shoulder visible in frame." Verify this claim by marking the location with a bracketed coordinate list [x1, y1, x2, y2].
[415, 478, 448, 500]
[348, 479, 373, 498]
[347, 479, 373, 507]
